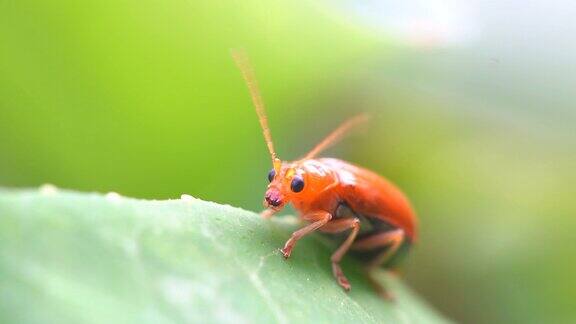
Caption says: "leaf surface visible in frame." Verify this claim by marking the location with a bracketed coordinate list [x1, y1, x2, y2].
[0, 189, 449, 323]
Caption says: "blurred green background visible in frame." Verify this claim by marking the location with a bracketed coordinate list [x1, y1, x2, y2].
[1, 0, 575, 323]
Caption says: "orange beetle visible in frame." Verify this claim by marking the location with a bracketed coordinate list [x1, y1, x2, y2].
[233, 51, 418, 295]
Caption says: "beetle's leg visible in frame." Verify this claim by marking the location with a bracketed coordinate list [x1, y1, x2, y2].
[351, 228, 405, 299]
[281, 211, 331, 259]
[319, 217, 360, 291]
[260, 208, 277, 219]
[351, 228, 405, 268]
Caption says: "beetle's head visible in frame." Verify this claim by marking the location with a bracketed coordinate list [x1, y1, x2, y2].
[264, 159, 333, 210]
[264, 161, 299, 209]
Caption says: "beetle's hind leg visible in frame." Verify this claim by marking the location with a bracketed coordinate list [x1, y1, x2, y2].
[319, 217, 360, 291]
[351, 228, 405, 300]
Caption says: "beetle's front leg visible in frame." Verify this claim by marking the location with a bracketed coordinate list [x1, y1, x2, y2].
[281, 211, 332, 258]
[260, 208, 277, 219]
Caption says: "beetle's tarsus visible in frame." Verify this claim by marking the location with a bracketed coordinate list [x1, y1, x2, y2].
[339, 278, 351, 291]
[280, 247, 292, 259]
[332, 263, 351, 291]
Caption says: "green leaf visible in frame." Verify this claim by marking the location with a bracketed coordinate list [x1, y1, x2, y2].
[0, 188, 449, 323]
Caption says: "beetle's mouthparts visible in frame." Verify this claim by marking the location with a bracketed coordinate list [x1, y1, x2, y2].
[265, 189, 282, 207]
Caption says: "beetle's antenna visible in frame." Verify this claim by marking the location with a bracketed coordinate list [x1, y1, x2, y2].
[303, 114, 369, 159]
[232, 49, 281, 172]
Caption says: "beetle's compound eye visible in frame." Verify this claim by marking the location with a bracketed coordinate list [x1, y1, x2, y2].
[290, 175, 305, 193]
[267, 169, 275, 182]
